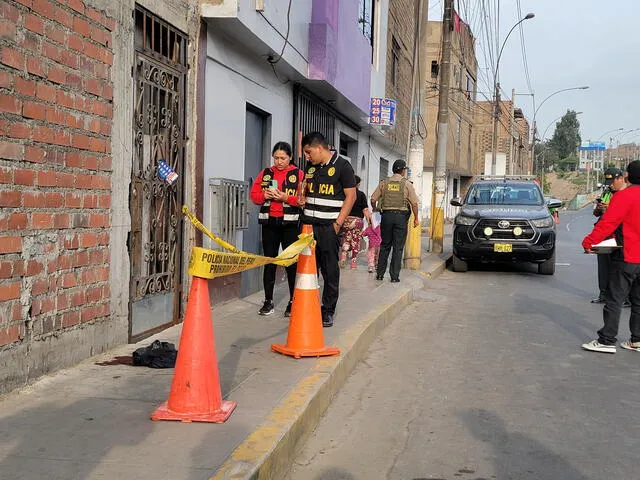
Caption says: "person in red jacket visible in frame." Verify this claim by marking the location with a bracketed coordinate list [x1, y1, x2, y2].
[250, 142, 303, 317]
[581, 160, 640, 354]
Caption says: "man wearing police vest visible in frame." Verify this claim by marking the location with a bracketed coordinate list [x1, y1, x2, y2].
[300, 132, 357, 328]
[370, 159, 419, 283]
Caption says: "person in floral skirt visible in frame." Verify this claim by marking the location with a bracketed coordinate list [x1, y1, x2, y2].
[339, 176, 372, 269]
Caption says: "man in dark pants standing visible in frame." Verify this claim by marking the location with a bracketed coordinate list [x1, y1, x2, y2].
[370, 159, 419, 283]
[590, 167, 626, 304]
[300, 132, 356, 327]
[582, 160, 640, 354]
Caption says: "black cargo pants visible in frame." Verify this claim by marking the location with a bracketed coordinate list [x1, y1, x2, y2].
[599, 260, 640, 345]
[377, 210, 409, 281]
[312, 223, 340, 315]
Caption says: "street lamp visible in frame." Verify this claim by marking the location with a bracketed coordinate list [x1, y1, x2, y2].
[596, 127, 623, 143]
[490, 12, 535, 175]
[607, 128, 638, 168]
[530, 85, 589, 174]
[616, 128, 640, 145]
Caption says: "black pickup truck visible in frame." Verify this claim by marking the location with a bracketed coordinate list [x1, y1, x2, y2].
[450, 178, 563, 275]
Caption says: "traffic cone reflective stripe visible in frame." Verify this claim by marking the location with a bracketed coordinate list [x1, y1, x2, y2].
[272, 225, 340, 359]
[294, 272, 318, 290]
[151, 276, 236, 423]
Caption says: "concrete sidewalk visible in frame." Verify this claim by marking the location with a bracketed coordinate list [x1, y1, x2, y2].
[0, 240, 451, 480]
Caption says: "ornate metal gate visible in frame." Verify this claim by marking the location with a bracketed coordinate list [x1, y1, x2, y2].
[129, 6, 187, 341]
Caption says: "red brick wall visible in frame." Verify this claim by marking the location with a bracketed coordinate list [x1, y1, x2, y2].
[0, 0, 114, 347]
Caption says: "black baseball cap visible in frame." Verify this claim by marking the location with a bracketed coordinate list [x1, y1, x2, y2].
[392, 159, 407, 173]
[603, 167, 624, 185]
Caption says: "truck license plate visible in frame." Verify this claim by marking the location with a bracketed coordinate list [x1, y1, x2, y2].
[494, 243, 512, 253]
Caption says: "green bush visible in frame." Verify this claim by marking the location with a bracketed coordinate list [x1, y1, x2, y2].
[571, 176, 586, 186]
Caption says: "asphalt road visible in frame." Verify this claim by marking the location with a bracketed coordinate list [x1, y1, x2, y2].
[285, 207, 640, 480]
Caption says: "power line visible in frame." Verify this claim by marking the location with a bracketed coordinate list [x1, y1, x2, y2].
[265, 0, 294, 66]
[516, 0, 534, 93]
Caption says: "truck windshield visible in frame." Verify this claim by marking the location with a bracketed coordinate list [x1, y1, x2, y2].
[465, 183, 543, 206]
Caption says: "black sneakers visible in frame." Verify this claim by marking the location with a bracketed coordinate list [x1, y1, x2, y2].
[322, 312, 334, 328]
[284, 301, 293, 317]
[258, 300, 275, 316]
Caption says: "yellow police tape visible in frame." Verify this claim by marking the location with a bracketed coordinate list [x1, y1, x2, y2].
[182, 206, 314, 279]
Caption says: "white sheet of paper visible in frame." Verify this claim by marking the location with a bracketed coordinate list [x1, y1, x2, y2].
[593, 238, 618, 247]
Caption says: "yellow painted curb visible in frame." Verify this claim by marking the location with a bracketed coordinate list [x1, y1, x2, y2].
[211, 259, 448, 480]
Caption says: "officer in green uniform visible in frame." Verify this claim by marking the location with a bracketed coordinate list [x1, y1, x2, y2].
[370, 159, 419, 283]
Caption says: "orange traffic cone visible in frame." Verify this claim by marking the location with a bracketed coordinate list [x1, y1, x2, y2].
[272, 225, 340, 358]
[151, 276, 236, 423]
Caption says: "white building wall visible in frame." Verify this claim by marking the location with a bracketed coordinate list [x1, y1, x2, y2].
[368, 136, 401, 186]
[421, 169, 433, 220]
[483, 153, 506, 176]
[422, 170, 458, 221]
[579, 149, 605, 171]
[445, 174, 456, 220]
[369, 0, 389, 98]
[356, 134, 372, 194]
[202, 0, 312, 77]
[204, 29, 296, 248]
[203, 0, 403, 241]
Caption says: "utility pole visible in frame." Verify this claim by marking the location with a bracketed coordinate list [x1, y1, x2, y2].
[491, 82, 501, 175]
[431, 0, 453, 253]
[529, 117, 536, 175]
[509, 88, 515, 175]
[404, 0, 428, 269]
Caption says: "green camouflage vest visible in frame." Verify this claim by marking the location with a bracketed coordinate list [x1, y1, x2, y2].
[380, 178, 407, 210]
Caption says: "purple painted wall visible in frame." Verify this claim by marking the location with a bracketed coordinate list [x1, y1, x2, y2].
[309, 0, 372, 114]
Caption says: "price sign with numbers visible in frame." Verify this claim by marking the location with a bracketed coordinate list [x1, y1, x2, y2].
[369, 98, 396, 126]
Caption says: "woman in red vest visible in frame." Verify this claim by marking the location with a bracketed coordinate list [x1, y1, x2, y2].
[250, 142, 304, 317]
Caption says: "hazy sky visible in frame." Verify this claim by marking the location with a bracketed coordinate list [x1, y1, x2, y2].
[430, 0, 640, 146]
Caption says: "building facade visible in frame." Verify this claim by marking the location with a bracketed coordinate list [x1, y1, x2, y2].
[0, 0, 416, 392]
[606, 142, 639, 169]
[201, 0, 409, 302]
[475, 98, 530, 178]
[422, 17, 477, 220]
[578, 141, 606, 172]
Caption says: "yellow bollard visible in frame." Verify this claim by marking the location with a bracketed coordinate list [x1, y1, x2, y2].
[403, 212, 422, 270]
[430, 204, 444, 254]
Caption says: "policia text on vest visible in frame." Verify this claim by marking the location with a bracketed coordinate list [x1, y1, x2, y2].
[370, 160, 419, 282]
[300, 132, 357, 327]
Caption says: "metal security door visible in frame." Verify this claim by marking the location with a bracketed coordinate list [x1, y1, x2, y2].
[129, 7, 187, 341]
[241, 108, 266, 297]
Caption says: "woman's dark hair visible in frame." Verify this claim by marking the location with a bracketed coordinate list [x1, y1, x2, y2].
[355, 175, 361, 185]
[627, 160, 640, 184]
[272, 141, 292, 158]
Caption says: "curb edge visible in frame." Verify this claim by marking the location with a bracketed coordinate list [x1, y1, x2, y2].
[211, 256, 449, 480]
